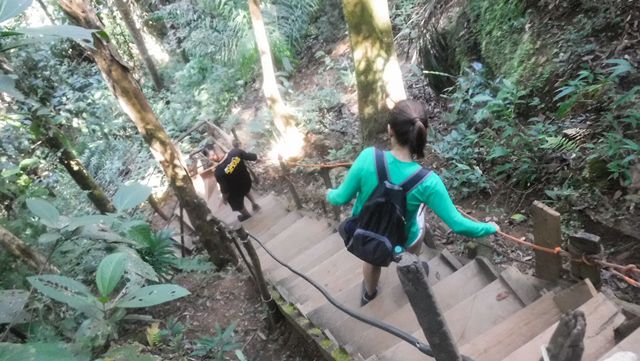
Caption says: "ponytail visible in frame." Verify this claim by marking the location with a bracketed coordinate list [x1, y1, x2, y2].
[389, 100, 429, 159]
[410, 118, 427, 159]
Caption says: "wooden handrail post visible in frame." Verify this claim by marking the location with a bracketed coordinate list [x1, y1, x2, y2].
[318, 168, 340, 221]
[531, 201, 562, 282]
[278, 156, 303, 209]
[568, 231, 602, 287]
[397, 253, 462, 361]
[233, 226, 279, 326]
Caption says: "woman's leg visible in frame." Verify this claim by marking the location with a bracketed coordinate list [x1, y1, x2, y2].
[362, 262, 381, 296]
[246, 191, 260, 211]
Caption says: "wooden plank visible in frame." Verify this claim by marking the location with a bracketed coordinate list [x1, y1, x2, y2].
[461, 293, 561, 361]
[256, 211, 302, 241]
[502, 293, 626, 361]
[378, 278, 524, 361]
[553, 278, 598, 312]
[462, 279, 597, 361]
[267, 232, 344, 284]
[281, 249, 360, 305]
[242, 198, 288, 235]
[346, 259, 497, 357]
[599, 328, 640, 360]
[257, 218, 333, 274]
[500, 266, 541, 306]
[531, 201, 562, 281]
[395, 254, 462, 361]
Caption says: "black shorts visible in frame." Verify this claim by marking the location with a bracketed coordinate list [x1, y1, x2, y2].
[228, 193, 247, 211]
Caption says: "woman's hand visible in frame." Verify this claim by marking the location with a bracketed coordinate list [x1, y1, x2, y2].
[488, 221, 501, 233]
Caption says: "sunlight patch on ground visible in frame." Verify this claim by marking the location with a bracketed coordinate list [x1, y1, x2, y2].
[144, 165, 168, 197]
[267, 126, 305, 164]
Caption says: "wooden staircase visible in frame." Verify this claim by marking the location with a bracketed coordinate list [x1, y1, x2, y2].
[199, 191, 638, 361]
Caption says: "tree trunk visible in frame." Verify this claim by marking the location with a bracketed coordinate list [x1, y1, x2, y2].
[0, 225, 59, 274]
[112, 0, 164, 91]
[36, 0, 56, 24]
[342, 0, 406, 142]
[33, 115, 117, 214]
[247, 0, 295, 136]
[58, 0, 237, 268]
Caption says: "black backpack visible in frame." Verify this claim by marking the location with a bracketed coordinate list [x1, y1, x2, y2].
[340, 149, 431, 267]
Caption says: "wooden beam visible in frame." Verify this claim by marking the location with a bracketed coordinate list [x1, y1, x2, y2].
[396, 253, 462, 361]
[531, 201, 562, 281]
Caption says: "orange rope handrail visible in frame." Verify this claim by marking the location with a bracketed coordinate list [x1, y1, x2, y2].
[285, 160, 353, 169]
[457, 207, 640, 288]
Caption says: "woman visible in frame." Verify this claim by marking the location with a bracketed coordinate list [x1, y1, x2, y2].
[326, 99, 499, 306]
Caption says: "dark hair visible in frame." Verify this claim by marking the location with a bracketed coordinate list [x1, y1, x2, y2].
[389, 99, 429, 159]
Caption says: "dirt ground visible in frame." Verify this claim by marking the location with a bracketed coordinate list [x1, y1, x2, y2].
[149, 270, 324, 361]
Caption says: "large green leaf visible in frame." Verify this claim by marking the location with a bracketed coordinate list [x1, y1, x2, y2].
[0, 342, 88, 361]
[27, 275, 102, 319]
[95, 253, 125, 299]
[67, 214, 115, 230]
[116, 285, 190, 308]
[20, 25, 95, 48]
[26, 198, 60, 228]
[0, 290, 29, 324]
[113, 183, 152, 212]
[118, 246, 159, 282]
[0, 0, 32, 23]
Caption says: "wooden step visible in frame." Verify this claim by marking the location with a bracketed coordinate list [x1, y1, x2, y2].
[462, 279, 597, 361]
[256, 217, 333, 276]
[267, 232, 344, 285]
[256, 211, 302, 242]
[242, 197, 288, 236]
[502, 293, 626, 361]
[280, 248, 361, 306]
[304, 246, 444, 332]
[358, 261, 505, 359]
[599, 327, 640, 360]
[309, 250, 458, 342]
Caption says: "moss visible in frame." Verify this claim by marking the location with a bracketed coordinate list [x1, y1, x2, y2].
[308, 327, 323, 337]
[281, 303, 296, 315]
[331, 348, 351, 361]
[320, 339, 333, 349]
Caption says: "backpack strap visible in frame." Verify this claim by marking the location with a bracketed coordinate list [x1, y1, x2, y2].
[400, 167, 432, 194]
[374, 148, 389, 184]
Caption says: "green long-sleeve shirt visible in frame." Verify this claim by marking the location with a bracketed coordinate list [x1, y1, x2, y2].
[327, 147, 497, 246]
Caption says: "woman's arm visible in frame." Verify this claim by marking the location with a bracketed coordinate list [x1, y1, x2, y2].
[326, 148, 371, 206]
[240, 150, 258, 161]
[420, 174, 497, 238]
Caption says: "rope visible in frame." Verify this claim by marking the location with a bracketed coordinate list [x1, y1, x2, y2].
[286, 160, 353, 169]
[457, 207, 640, 288]
[245, 232, 475, 360]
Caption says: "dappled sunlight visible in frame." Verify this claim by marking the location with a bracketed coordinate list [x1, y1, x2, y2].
[22, 4, 52, 27]
[267, 126, 305, 164]
[142, 32, 170, 64]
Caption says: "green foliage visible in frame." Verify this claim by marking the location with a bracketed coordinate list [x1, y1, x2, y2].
[95, 253, 126, 300]
[27, 252, 190, 353]
[128, 224, 177, 278]
[113, 183, 152, 212]
[192, 323, 241, 361]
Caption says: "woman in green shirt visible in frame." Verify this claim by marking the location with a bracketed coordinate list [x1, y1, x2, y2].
[327, 99, 499, 306]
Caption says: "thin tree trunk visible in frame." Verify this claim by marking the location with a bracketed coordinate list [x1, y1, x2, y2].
[0, 225, 59, 274]
[112, 0, 164, 91]
[58, 0, 237, 268]
[247, 0, 295, 137]
[343, 0, 406, 142]
[36, 0, 56, 24]
[33, 115, 117, 214]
